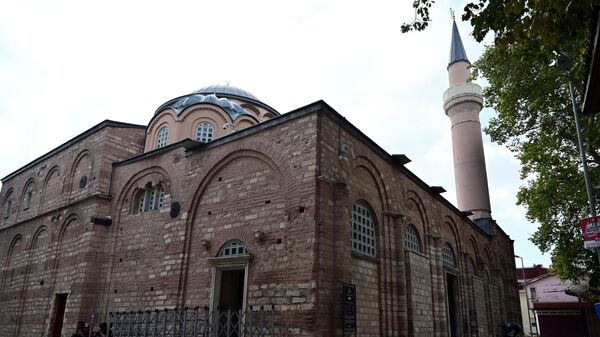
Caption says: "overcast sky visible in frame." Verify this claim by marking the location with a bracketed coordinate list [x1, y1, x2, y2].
[0, 0, 551, 267]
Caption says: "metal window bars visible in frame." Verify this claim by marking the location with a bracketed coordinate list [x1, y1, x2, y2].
[107, 306, 277, 337]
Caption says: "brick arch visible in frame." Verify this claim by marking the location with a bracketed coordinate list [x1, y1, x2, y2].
[18, 177, 36, 211]
[41, 165, 61, 207]
[2, 187, 14, 206]
[2, 187, 15, 219]
[181, 147, 294, 305]
[179, 106, 231, 124]
[57, 214, 81, 245]
[115, 166, 172, 219]
[469, 236, 480, 258]
[4, 233, 23, 267]
[406, 190, 430, 234]
[68, 149, 92, 196]
[187, 149, 289, 243]
[443, 215, 462, 253]
[147, 110, 177, 136]
[28, 225, 49, 250]
[352, 155, 390, 211]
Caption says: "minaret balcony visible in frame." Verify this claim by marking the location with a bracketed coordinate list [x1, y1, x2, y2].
[443, 82, 484, 112]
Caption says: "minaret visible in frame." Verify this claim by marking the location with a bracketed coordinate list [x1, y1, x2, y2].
[443, 20, 492, 230]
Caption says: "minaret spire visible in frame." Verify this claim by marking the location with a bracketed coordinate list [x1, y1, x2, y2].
[449, 20, 469, 68]
[443, 21, 493, 232]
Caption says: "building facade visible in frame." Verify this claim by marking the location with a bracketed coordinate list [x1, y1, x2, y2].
[0, 25, 520, 337]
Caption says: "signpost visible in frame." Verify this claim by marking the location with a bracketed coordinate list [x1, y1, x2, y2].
[580, 215, 600, 249]
[343, 283, 356, 331]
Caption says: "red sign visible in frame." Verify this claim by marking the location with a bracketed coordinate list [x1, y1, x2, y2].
[581, 215, 600, 249]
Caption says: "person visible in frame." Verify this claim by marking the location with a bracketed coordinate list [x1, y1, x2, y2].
[94, 322, 108, 337]
[71, 321, 88, 337]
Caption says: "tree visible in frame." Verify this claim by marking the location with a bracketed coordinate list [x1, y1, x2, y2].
[403, 0, 600, 284]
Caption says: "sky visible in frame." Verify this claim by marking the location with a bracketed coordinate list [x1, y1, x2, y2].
[0, 0, 551, 267]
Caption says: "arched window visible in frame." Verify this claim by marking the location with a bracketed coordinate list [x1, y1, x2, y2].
[405, 225, 421, 253]
[23, 183, 34, 210]
[351, 201, 376, 257]
[195, 122, 214, 143]
[442, 242, 456, 269]
[135, 184, 166, 213]
[3, 197, 13, 218]
[217, 240, 249, 257]
[156, 127, 169, 149]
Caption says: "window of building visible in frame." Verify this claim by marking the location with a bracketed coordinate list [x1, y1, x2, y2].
[135, 184, 166, 213]
[195, 122, 214, 143]
[442, 242, 456, 269]
[156, 127, 169, 149]
[405, 225, 421, 253]
[3, 198, 12, 218]
[351, 201, 376, 257]
[217, 240, 249, 257]
[23, 184, 34, 210]
[530, 287, 537, 301]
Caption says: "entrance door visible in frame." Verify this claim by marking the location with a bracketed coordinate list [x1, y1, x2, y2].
[446, 273, 460, 337]
[216, 269, 246, 337]
[51, 293, 68, 337]
[219, 269, 245, 310]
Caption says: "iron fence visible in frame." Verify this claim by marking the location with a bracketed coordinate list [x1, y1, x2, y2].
[107, 306, 277, 337]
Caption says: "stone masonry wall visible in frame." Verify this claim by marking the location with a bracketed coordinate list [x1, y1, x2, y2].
[0, 123, 146, 337]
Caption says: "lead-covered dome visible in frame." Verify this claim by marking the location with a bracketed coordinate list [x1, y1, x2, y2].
[193, 85, 259, 101]
[155, 85, 278, 121]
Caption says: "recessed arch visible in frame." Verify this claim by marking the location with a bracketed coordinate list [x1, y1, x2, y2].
[20, 178, 36, 210]
[41, 165, 61, 207]
[5, 234, 23, 267]
[353, 155, 390, 211]
[406, 190, 430, 233]
[115, 166, 172, 218]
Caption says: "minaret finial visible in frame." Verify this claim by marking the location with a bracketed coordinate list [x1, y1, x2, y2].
[450, 8, 455, 21]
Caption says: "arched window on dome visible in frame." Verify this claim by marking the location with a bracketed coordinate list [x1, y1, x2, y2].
[156, 127, 169, 149]
[195, 122, 214, 143]
[442, 242, 457, 269]
[217, 240, 249, 257]
[351, 201, 376, 258]
[135, 184, 166, 213]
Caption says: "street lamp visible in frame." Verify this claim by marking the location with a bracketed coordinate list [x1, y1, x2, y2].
[515, 255, 534, 336]
[556, 53, 600, 264]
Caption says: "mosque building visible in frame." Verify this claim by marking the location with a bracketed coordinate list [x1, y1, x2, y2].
[0, 23, 520, 337]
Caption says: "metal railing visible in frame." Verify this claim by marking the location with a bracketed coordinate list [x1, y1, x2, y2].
[107, 306, 277, 337]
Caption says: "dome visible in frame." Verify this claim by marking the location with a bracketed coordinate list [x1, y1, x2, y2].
[193, 85, 259, 101]
[154, 85, 277, 121]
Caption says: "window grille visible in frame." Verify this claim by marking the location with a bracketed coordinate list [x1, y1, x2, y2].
[196, 122, 214, 143]
[217, 240, 249, 257]
[136, 184, 165, 213]
[351, 202, 376, 257]
[405, 225, 421, 252]
[137, 192, 145, 213]
[442, 243, 456, 269]
[156, 127, 169, 148]
[157, 185, 165, 208]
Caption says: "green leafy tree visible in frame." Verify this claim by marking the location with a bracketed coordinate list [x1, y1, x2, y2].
[403, 0, 600, 284]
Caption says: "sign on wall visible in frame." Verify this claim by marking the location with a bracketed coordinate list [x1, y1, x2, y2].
[343, 283, 356, 331]
[581, 215, 600, 249]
